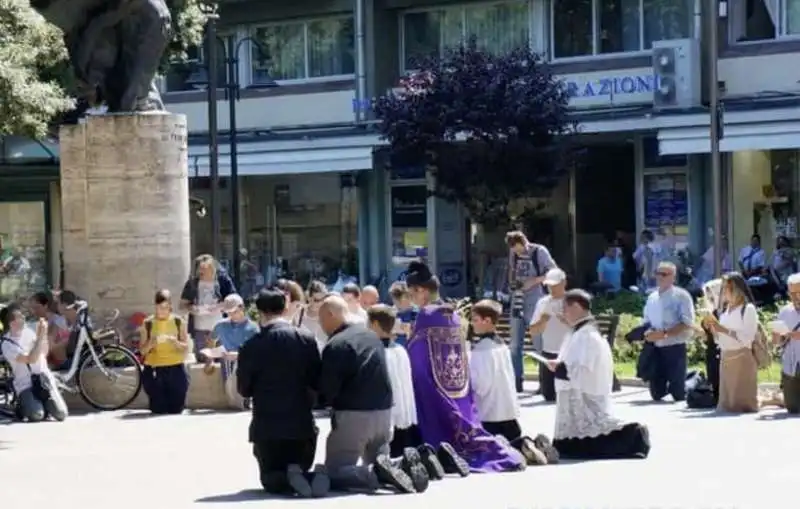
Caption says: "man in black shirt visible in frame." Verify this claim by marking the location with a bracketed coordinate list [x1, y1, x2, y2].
[318, 295, 416, 493]
[237, 288, 328, 498]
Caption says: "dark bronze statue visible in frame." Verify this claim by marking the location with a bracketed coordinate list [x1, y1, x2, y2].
[31, 0, 171, 112]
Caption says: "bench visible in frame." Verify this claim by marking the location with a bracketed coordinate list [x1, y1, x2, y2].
[520, 313, 621, 392]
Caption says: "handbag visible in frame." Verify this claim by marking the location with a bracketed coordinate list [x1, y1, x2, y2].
[738, 305, 771, 370]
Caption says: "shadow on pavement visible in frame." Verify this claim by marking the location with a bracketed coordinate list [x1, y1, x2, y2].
[627, 399, 671, 407]
[520, 399, 553, 408]
[196, 488, 364, 503]
[675, 409, 743, 418]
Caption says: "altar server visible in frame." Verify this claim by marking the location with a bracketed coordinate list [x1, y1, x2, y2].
[548, 289, 650, 460]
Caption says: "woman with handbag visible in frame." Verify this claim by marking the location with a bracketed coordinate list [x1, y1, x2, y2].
[0, 303, 68, 422]
[702, 273, 759, 413]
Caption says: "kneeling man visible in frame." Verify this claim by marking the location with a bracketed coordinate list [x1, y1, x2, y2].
[547, 289, 650, 460]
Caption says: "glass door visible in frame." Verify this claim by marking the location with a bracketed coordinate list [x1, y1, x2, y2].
[0, 200, 48, 303]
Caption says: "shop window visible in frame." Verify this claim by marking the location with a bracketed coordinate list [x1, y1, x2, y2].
[237, 174, 358, 291]
[730, 150, 800, 271]
[390, 185, 428, 273]
[0, 202, 47, 302]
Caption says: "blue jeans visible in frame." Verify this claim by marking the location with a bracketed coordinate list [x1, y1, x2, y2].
[509, 294, 539, 392]
[648, 343, 688, 402]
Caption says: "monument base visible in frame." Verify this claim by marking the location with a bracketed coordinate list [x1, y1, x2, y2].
[59, 114, 191, 318]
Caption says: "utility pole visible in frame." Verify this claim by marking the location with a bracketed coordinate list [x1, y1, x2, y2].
[708, 0, 723, 277]
[206, 12, 221, 260]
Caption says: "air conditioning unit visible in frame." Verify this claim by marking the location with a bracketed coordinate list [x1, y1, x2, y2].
[652, 39, 701, 110]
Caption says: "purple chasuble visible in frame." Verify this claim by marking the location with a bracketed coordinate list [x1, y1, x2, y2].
[408, 304, 524, 473]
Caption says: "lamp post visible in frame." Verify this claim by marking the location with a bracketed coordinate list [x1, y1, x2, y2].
[188, 35, 277, 287]
[205, 13, 221, 261]
[707, 0, 724, 277]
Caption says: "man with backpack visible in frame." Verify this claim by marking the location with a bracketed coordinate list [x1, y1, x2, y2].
[505, 231, 557, 393]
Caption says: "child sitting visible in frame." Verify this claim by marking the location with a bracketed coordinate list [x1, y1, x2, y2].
[389, 282, 416, 348]
[468, 299, 559, 465]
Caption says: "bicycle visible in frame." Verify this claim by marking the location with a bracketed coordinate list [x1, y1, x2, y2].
[54, 301, 143, 410]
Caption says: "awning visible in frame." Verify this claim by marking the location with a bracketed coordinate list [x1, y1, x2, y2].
[189, 134, 381, 177]
[657, 107, 800, 155]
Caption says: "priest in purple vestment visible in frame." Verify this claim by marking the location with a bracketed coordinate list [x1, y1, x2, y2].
[405, 261, 525, 473]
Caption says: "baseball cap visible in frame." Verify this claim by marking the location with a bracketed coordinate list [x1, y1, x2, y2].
[543, 268, 566, 286]
[222, 293, 245, 313]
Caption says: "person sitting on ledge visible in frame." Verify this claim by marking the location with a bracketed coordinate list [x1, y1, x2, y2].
[546, 289, 650, 460]
[468, 299, 559, 466]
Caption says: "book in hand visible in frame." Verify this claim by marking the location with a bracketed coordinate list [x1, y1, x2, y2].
[524, 351, 551, 365]
[199, 346, 227, 359]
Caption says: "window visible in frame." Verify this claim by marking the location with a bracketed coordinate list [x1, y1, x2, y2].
[0, 202, 47, 302]
[401, 1, 531, 71]
[550, 0, 692, 59]
[730, 0, 800, 42]
[249, 16, 355, 83]
[164, 38, 229, 92]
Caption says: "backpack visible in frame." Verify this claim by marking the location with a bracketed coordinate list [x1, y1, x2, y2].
[740, 305, 771, 370]
[686, 372, 716, 409]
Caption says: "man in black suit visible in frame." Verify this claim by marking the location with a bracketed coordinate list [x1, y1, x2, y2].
[318, 295, 422, 493]
[237, 288, 328, 498]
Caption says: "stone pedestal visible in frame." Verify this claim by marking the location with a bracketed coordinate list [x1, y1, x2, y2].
[59, 114, 191, 316]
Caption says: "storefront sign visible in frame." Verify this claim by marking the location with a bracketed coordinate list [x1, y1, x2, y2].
[564, 74, 658, 99]
[644, 173, 689, 247]
[391, 185, 427, 228]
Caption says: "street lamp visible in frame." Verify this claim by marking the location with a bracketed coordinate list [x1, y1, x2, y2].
[187, 31, 278, 288]
[707, 0, 724, 277]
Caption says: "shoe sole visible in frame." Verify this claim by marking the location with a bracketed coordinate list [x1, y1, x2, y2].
[519, 437, 548, 465]
[419, 448, 446, 480]
[374, 456, 415, 493]
[533, 434, 560, 464]
[438, 442, 470, 477]
[401, 447, 423, 471]
[409, 463, 430, 493]
[287, 466, 313, 498]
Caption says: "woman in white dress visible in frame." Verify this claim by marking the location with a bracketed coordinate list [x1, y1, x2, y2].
[701, 272, 759, 413]
[546, 289, 649, 460]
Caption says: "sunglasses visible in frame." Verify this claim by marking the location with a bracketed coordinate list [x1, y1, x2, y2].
[656, 271, 671, 277]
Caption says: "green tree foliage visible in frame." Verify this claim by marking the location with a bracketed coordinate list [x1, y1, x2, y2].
[0, 0, 206, 139]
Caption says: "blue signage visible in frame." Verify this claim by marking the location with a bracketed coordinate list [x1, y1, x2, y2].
[565, 74, 658, 99]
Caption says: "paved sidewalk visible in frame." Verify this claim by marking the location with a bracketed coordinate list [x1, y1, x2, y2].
[0, 384, 793, 509]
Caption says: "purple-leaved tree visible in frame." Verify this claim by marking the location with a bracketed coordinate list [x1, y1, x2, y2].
[373, 38, 578, 228]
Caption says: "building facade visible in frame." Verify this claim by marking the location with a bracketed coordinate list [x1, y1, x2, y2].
[2, 0, 800, 300]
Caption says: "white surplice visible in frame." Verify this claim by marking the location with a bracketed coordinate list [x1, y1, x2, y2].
[385, 343, 418, 429]
[554, 318, 625, 440]
[469, 337, 519, 423]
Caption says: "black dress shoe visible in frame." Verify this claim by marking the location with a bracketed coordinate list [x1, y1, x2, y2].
[417, 444, 445, 480]
[436, 442, 470, 477]
[373, 455, 416, 493]
[533, 434, 560, 464]
[286, 464, 313, 498]
[399, 447, 429, 493]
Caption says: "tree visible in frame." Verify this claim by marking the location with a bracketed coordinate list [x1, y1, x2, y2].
[373, 39, 578, 228]
[0, 0, 206, 139]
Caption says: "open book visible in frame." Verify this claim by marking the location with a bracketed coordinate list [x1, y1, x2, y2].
[199, 346, 227, 359]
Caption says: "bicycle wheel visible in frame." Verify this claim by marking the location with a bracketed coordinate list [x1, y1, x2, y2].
[77, 345, 143, 411]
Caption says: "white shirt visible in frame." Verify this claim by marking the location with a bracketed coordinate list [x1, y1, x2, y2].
[1, 327, 49, 394]
[469, 337, 519, 423]
[385, 343, 417, 429]
[348, 307, 368, 325]
[530, 295, 571, 353]
[738, 246, 766, 271]
[716, 303, 759, 351]
[193, 280, 222, 331]
[777, 304, 800, 375]
[559, 320, 614, 396]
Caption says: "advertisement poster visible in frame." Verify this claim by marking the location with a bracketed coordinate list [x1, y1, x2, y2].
[644, 173, 689, 249]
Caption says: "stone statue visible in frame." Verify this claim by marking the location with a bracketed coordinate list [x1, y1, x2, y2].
[31, 0, 172, 113]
